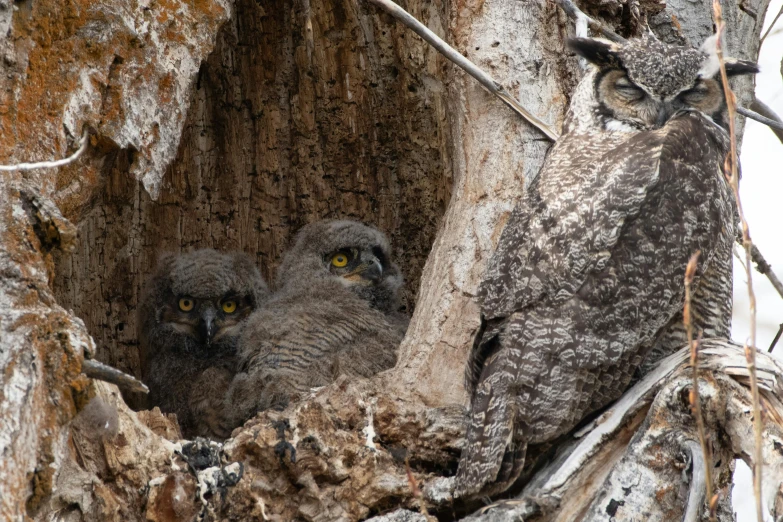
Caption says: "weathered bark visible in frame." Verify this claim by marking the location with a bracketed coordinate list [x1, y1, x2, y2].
[0, 1, 229, 519]
[0, 0, 777, 519]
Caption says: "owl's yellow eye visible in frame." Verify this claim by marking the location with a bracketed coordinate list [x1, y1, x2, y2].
[178, 298, 194, 312]
[331, 253, 349, 268]
[222, 301, 237, 314]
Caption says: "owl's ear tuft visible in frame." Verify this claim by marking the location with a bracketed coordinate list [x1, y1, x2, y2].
[724, 59, 759, 76]
[567, 38, 621, 67]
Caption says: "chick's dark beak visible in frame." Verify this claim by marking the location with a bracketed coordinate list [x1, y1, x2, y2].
[198, 308, 217, 345]
[364, 258, 383, 283]
[358, 254, 383, 284]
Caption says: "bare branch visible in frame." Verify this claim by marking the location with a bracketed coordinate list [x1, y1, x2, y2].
[684, 252, 715, 520]
[738, 104, 783, 140]
[0, 130, 89, 171]
[770, 324, 783, 353]
[713, 2, 765, 518]
[759, 4, 783, 46]
[749, 243, 783, 300]
[81, 359, 149, 395]
[364, 0, 558, 141]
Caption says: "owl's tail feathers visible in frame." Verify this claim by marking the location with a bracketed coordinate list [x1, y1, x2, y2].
[454, 377, 525, 498]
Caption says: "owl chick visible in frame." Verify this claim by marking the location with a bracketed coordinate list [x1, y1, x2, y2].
[454, 35, 758, 497]
[228, 219, 408, 427]
[139, 249, 268, 440]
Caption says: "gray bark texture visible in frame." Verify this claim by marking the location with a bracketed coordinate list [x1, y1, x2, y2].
[0, 0, 780, 520]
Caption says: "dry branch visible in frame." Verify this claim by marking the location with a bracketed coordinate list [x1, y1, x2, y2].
[364, 0, 558, 141]
[0, 130, 89, 172]
[684, 252, 715, 519]
[81, 359, 149, 395]
[713, 3, 765, 518]
[760, 4, 783, 46]
[553, 0, 628, 43]
[750, 243, 783, 300]
[738, 103, 783, 140]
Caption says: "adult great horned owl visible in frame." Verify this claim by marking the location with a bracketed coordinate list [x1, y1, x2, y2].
[228, 219, 408, 427]
[454, 35, 758, 497]
[139, 250, 268, 439]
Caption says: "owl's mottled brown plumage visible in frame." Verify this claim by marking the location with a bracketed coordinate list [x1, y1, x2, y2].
[139, 249, 268, 440]
[454, 36, 758, 498]
[228, 219, 408, 428]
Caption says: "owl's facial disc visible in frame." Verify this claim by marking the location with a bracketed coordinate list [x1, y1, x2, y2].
[569, 36, 758, 131]
[596, 69, 725, 129]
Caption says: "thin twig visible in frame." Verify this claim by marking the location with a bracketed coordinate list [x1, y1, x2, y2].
[364, 0, 558, 141]
[750, 243, 783, 299]
[404, 457, 430, 516]
[713, 3, 764, 520]
[759, 4, 783, 47]
[684, 252, 715, 520]
[770, 324, 783, 353]
[82, 359, 149, 394]
[0, 130, 89, 171]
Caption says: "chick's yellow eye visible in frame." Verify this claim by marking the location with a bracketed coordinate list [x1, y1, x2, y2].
[331, 253, 349, 267]
[178, 298, 194, 312]
[222, 301, 237, 314]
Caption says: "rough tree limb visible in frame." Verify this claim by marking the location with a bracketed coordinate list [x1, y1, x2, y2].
[459, 341, 783, 521]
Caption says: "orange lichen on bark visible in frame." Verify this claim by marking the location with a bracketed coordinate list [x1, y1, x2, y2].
[1, 0, 230, 220]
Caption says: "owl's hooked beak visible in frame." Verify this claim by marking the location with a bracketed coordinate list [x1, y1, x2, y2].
[655, 102, 676, 128]
[198, 308, 218, 345]
[362, 257, 383, 283]
[343, 254, 383, 284]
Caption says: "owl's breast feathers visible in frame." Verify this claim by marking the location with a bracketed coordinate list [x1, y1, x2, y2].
[456, 112, 733, 497]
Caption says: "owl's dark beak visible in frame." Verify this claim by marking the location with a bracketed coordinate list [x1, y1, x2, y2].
[655, 103, 675, 128]
[198, 308, 217, 345]
[362, 257, 383, 284]
[343, 254, 383, 284]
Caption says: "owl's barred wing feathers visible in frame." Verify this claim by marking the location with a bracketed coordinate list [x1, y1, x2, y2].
[467, 130, 664, 394]
[457, 113, 732, 498]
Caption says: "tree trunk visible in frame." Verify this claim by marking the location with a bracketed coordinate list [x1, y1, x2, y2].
[0, 0, 777, 519]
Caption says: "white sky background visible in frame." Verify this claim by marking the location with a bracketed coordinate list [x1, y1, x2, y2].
[731, 0, 783, 518]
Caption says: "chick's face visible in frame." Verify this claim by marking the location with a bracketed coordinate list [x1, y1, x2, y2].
[161, 292, 255, 347]
[278, 220, 403, 312]
[325, 246, 385, 286]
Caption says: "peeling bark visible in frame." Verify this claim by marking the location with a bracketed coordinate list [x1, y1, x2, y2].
[0, 0, 230, 518]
